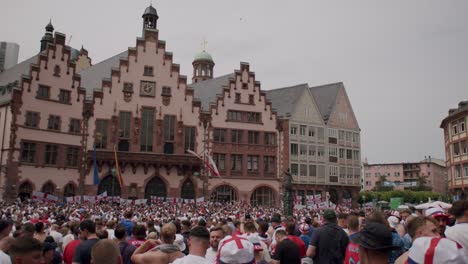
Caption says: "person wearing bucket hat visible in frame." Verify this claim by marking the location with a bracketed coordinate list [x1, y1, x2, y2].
[306, 209, 349, 264]
[425, 207, 449, 237]
[351, 222, 397, 264]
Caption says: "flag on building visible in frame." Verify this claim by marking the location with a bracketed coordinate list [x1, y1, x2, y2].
[113, 145, 124, 187]
[204, 150, 221, 177]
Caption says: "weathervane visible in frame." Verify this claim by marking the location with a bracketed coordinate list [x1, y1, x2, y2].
[202, 38, 208, 52]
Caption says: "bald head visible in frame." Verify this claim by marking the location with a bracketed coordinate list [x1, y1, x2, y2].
[91, 239, 121, 264]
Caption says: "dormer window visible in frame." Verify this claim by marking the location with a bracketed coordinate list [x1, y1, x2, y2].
[162, 86, 171, 96]
[37, 85, 50, 99]
[144, 66, 154, 76]
[53, 65, 61, 77]
[235, 93, 241, 103]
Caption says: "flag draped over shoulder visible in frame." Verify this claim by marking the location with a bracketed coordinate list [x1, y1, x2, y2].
[93, 145, 99, 185]
[113, 145, 124, 187]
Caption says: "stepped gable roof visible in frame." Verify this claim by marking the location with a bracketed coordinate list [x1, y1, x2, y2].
[189, 73, 234, 112]
[264, 83, 308, 117]
[80, 51, 128, 93]
[309, 82, 342, 122]
[0, 55, 38, 105]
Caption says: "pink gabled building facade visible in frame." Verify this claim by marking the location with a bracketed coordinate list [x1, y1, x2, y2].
[0, 5, 361, 206]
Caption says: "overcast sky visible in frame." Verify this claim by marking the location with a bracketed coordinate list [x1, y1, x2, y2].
[2, 0, 467, 163]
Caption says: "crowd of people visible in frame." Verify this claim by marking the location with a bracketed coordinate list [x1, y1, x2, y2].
[0, 198, 467, 264]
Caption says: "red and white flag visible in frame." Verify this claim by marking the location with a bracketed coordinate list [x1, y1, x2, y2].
[186, 149, 220, 177]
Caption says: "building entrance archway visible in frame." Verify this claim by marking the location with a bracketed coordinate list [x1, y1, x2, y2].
[211, 185, 238, 203]
[181, 179, 195, 199]
[250, 186, 275, 207]
[144, 177, 167, 199]
[18, 181, 33, 201]
[97, 175, 121, 196]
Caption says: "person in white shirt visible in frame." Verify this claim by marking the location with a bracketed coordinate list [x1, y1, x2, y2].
[205, 227, 225, 263]
[49, 224, 63, 250]
[445, 200, 468, 260]
[172, 226, 211, 264]
[0, 237, 14, 264]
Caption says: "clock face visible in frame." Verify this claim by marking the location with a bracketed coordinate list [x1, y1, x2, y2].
[140, 81, 156, 96]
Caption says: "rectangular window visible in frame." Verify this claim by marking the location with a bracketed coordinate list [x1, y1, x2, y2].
[230, 154, 243, 171]
[25, 111, 39, 128]
[214, 128, 226, 143]
[37, 85, 50, 99]
[299, 125, 307, 136]
[69, 118, 81, 134]
[353, 133, 360, 143]
[464, 164, 468, 177]
[455, 165, 461, 178]
[453, 123, 458, 135]
[454, 142, 460, 156]
[300, 164, 307, 176]
[66, 147, 79, 167]
[309, 165, 317, 177]
[161, 86, 171, 96]
[300, 144, 307, 156]
[291, 143, 298, 156]
[58, 89, 71, 103]
[227, 110, 242, 122]
[308, 127, 315, 137]
[317, 146, 325, 157]
[353, 150, 360, 161]
[340, 167, 346, 179]
[248, 131, 260, 144]
[163, 115, 175, 141]
[21, 142, 36, 163]
[339, 130, 345, 141]
[290, 125, 297, 135]
[95, 120, 108, 148]
[308, 145, 316, 156]
[347, 149, 353, 159]
[47, 115, 61, 131]
[246, 112, 261, 123]
[184, 127, 195, 152]
[249, 94, 254, 104]
[231, 130, 243, 144]
[141, 108, 155, 151]
[235, 93, 241, 103]
[119, 112, 131, 139]
[329, 147, 337, 157]
[45, 144, 58, 165]
[328, 128, 338, 138]
[346, 131, 353, 142]
[214, 153, 226, 171]
[291, 163, 298, 176]
[264, 132, 276, 145]
[461, 122, 465, 132]
[339, 148, 345, 159]
[462, 140, 467, 155]
[264, 156, 276, 173]
[329, 166, 338, 176]
[247, 155, 259, 172]
[317, 165, 325, 178]
[143, 66, 154, 76]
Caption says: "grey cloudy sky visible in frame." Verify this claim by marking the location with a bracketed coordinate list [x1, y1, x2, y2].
[2, 0, 467, 163]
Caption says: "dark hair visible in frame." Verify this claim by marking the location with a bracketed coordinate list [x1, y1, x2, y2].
[258, 221, 269, 234]
[285, 221, 296, 235]
[124, 211, 133, 219]
[10, 236, 42, 257]
[44, 236, 55, 243]
[80, 219, 96, 234]
[96, 229, 109, 239]
[0, 219, 12, 233]
[234, 221, 241, 228]
[338, 213, 348, 220]
[181, 220, 191, 229]
[22, 223, 35, 236]
[190, 226, 210, 241]
[210, 227, 225, 236]
[35, 222, 44, 233]
[132, 224, 147, 240]
[449, 200, 468, 219]
[198, 219, 207, 227]
[172, 220, 181, 234]
[366, 211, 386, 226]
[347, 215, 359, 231]
[114, 224, 127, 240]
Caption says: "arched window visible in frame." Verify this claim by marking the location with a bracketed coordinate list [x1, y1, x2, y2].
[144, 177, 167, 199]
[63, 183, 76, 197]
[211, 185, 238, 203]
[250, 186, 275, 207]
[329, 189, 339, 204]
[41, 181, 56, 195]
[97, 175, 121, 196]
[181, 179, 195, 199]
[18, 181, 33, 200]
